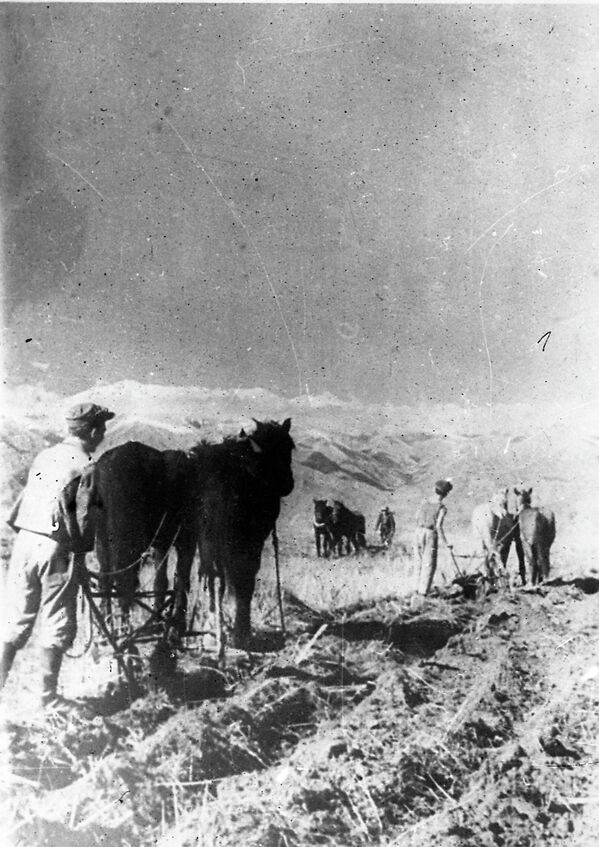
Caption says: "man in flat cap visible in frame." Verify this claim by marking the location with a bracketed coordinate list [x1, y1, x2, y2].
[1, 402, 114, 710]
[375, 506, 396, 548]
[414, 479, 453, 595]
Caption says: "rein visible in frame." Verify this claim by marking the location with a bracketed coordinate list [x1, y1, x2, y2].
[272, 524, 286, 637]
[90, 511, 173, 578]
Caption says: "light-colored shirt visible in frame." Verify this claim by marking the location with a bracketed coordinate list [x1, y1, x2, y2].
[11, 438, 94, 539]
[416, 499, 447, 531]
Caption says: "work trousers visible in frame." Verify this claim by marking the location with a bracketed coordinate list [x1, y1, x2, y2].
[414, 527, 438, 595]
[1, 530, 78, 651]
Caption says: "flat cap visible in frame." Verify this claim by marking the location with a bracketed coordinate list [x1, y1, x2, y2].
[65, 402, 115, 424]
[434, 479, 453, 496]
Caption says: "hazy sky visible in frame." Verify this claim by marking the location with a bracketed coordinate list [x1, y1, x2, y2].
[1, 4, 598, 406]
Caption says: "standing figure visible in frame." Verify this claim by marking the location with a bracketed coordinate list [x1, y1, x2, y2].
[414, 480, 453, 595]
[375, 506, 396, 547]
[1, 402, 114, 710]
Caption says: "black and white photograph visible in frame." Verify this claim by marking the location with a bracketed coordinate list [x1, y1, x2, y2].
[2, 2, 599, 844]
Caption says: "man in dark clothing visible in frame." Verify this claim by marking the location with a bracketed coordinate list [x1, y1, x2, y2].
[375, 507, 396, 547]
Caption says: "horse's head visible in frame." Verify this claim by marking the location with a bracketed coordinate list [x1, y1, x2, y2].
[313, 499, 330, 522]
[247, 417, 295, 497]
[491, 488, 509, 514]
[330, 500, 344, 522]
[514, 486, 533, 508]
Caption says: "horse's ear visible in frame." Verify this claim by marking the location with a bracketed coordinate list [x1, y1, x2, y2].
[527, 487, 533, 495]
[282, 418, 291, 432]
[514, 487, 520, 495]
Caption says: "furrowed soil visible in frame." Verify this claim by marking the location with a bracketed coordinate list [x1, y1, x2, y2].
[4, 577, 599, 847]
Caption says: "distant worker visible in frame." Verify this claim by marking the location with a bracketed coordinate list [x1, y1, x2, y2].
[375, 506, 396, 547]
[414, 479, 453, 595]
[1, 402, 114, 710]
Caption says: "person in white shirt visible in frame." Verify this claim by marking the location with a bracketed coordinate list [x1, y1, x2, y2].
[414, 479, 453, 595]
[1, 402, 114, 709]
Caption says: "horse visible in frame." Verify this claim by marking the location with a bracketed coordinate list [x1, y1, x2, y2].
[514, 487, 556, 584]
[175, 418, 295, 649]
[313, 499, 333, 558]
[471, 489, 525, 584]
[77, 442, 198, 628]
[330, 500, 367, 555]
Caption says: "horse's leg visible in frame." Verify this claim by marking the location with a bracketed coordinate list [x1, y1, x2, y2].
[116, 584, 132, 642]
[230, 553, 258, 650]
[513, 526, 526, 586]
[498, 541, 514, 589]
[215, 571, 226, 666]
[539, 545, 550, 582]
[530, 544, 539, 584]
[520, 537, 533, 585]
[208, 571, 216, 612]
[153, 545, 169, 619]
[315, 530, 321, 558]
[98, 571, 112, 622]
[95, 528, 112, 621]
[482, 543, 494, 579]
[330, 532, 338, 557]
[170, 538, 195, 641]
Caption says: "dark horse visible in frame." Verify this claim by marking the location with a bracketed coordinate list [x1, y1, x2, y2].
[172, 418, 295, 649]
[514, 487, 556, 585]
[77, 441, 198, 626]
[313, 499, 333, 558]
[330, 500, 367, 555]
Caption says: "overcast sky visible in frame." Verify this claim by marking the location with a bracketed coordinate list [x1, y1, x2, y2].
[1, 4, 598, 407]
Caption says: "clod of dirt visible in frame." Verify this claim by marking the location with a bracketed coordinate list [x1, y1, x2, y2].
[487, 609, 516, 627]
[467, 711, 507, 745]
[571, 577, 599, 595]
[538, 733, 581, 759]
[496, 742, 528, 773]
[327, 741, 348, 758]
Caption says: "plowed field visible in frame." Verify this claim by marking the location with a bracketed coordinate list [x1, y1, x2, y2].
[3, 574, 599, 847]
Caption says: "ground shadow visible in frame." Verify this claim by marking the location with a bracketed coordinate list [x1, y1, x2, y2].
[325, 617, 462, 657]
[545, 576, 599, 595]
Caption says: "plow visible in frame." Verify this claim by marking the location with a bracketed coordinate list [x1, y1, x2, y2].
[74, 556, 176, 690]
[445, 545, 515, 599]
[70, 525, 287, 691]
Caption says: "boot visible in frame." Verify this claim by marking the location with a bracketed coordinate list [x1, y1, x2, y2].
[40, 646, 64, 707]
[0, 643, 17, 690]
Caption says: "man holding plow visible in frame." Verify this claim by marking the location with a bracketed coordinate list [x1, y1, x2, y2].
[1, 402, 114, 710]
